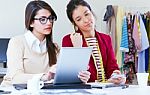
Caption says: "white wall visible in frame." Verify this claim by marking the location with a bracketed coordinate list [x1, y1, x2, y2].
[0, 0, 150, 46]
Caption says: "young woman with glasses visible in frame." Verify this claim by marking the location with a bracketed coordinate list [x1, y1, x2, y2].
[1, 0, 59, 86]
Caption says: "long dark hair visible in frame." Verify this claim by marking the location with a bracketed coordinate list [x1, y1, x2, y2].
[66, 0, 92, 23]
[25, 0, 59, 66]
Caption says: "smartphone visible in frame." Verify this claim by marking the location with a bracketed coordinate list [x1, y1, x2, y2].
[111, 74, 125, 79]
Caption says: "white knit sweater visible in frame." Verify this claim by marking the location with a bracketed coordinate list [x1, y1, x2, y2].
[1, 35, 51, 86]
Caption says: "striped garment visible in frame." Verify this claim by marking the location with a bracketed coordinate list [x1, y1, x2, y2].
[120, 16, 129, 52]
[85, 37, 106, 82]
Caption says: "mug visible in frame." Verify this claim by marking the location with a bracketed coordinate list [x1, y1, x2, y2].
[27, 78, 44, 93]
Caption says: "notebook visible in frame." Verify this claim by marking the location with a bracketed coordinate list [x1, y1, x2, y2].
[13, 47, 92, 89]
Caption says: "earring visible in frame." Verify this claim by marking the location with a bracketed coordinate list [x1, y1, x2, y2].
[75, 26, 78, 31]
[74, 25, 78, 31]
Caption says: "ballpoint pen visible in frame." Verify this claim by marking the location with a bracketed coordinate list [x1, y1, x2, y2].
[105, 84, 129, 89]
[0, 90, 11, 94]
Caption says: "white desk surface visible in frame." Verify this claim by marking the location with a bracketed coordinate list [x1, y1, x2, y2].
[0, 84, 150, 95]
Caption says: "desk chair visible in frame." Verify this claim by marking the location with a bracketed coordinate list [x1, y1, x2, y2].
[0, 38, 9, 76]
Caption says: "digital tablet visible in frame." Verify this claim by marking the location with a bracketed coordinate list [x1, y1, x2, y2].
[54, 47, 92, 85]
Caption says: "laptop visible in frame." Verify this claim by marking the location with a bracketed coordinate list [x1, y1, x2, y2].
[0, 38, 10, 68]
[13, 47, 92, 89]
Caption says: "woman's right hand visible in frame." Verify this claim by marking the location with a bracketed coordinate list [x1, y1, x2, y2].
[41, 64, 56, 81]
[78, 70, 91, 83]
[41, 72, 55, 81]
[70, 33, 82, 47]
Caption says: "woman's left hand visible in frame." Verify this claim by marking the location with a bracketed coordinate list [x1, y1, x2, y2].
[78, 71, 91, 83]
[108, 70, 126, 84]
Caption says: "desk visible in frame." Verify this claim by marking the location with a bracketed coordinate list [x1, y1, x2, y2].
[0, 85, 150, 95]
[104, 85, 150, 95]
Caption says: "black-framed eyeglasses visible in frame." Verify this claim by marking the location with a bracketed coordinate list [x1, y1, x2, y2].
[34, 15, 56, 25]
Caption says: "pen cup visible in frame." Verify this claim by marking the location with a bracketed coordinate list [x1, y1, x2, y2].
[136, 73, 149, 87]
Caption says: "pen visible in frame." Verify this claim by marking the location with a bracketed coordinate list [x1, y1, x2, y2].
[91, 86, 103, 89]
[121, 84, 129, 89]
[105, 84, 129, 89]
[0, 90, 4, 92]
[0, 90, 11, 94]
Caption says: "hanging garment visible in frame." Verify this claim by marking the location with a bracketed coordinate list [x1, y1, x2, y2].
[105, 6, 118, 55]
[116, 6, 125, 66]
[123, 14, 137, 84]
[146, 15, 150, 81]
[132, 14, 141, 52]
[142, 15, 149, 72]
[137, 15, 149, 73]
[124, 14, 136, 64]
[120, 16, 129, 52]
[103, 5, 114, 21]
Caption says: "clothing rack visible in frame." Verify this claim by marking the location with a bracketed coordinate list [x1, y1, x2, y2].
[124, 6, 150, 14]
